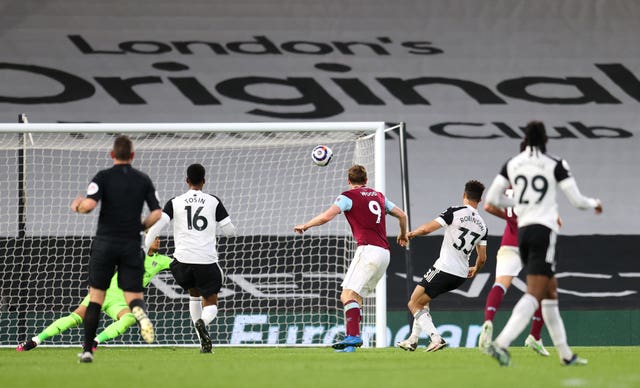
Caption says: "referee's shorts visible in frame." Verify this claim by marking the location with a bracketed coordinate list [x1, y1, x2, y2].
[89, 236, 145, 292]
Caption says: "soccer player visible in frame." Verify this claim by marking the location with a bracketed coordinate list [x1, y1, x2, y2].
[484, 120, 602, 367]
[478, 197, 550, 357]
[397, 180, 487, 352]
[16, 237, 171, 351]
[144, 163, 237, 353]
[71, 135, 162, 363]
[294, 165, 408, 353]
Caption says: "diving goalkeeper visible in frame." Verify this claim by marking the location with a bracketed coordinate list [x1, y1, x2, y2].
[16, 237, 171, 351]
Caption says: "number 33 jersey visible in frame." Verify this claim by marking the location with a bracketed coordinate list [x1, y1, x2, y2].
[433, 205, 488, 278]
[163, 189, 232, 264]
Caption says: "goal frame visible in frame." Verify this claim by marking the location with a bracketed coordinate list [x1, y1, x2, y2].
[0, 121, 394, 348]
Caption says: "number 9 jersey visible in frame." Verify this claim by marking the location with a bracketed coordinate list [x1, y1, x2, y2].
[163, 189, 232, 264]
[433, 206, 488, 278]
[335, 187, 397, 250]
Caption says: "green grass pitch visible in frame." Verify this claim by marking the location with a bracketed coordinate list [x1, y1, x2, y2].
[1, 346, 639, 388]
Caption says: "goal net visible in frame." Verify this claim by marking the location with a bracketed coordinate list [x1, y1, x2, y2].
[0, 122, 391, 348]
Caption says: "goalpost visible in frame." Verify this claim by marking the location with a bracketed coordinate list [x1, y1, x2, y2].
[0, 121, 399, 348]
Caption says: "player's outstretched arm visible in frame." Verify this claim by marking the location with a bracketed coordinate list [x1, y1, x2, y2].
[558, 177, 602, 214]
[294, 205, 341, 234]
[484, 203, 506, 220]
[407, 220, 442, 239]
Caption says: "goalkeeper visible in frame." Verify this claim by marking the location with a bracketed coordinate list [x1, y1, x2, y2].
[16, 237, 171, 351]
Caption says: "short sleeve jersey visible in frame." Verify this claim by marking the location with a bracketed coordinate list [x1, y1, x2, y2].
[86, 164, 160, 240]
[164, 189, 231, 264]
[432, 205, 488, 278]
[336, 186, 394, 250]
[499, 148, 571, 231]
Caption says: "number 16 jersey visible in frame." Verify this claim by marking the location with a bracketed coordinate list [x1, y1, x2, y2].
[163, 189, 232, 264]
[433, 205, 488, 278]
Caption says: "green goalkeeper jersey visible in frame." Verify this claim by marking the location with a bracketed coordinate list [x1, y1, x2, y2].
[81, 253, 172, 319]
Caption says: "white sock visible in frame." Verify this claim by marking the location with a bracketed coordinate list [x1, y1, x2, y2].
[495, 293, 539, 348]
[541, 299, 573, 361]
[189, 297, 202, 324]
[415, 308, 438, 338]
[32, 336, 41, 345]
[201, 304, 218, 326]
[407, 315, 422, 343]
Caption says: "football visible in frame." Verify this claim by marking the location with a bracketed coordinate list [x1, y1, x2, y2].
[311, 145, 333, 166]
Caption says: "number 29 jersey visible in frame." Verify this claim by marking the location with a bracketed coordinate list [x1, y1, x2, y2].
[163, 189, 231, 264]
[499, 149, 571, 231]
[433, 205, 488, 278]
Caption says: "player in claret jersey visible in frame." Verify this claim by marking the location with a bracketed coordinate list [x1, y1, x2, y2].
[484, 121, 602, 367]
[294, 165, 408, 352]
[397, 180, 488, 352]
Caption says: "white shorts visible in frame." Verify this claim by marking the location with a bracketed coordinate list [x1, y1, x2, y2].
[341, 245, 390, 297]
[495, 245, 523, 277]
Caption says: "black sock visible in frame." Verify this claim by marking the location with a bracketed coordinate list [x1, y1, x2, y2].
[129, 298, 147, 313]
[83, 302, 101, 352]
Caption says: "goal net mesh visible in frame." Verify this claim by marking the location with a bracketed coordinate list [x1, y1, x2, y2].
[0, 125, 381, 348]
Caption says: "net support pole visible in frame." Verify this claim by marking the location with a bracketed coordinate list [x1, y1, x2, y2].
[398, 122, 414, 325]
[17, 114, 28, 238]
[374, 123, 387, 348]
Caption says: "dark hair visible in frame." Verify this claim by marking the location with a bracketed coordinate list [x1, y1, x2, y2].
[465, 180, 485, 202]
[524, 120, 547, 152]
[187, 163, 206, 186]
[519, 139, 527, 152]
[348, 165, 367, 185]
[113, 135, 133, 161]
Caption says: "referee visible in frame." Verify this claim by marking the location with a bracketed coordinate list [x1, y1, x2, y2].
[71, 135, 162, 363]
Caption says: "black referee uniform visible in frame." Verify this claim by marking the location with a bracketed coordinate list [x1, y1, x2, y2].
[87, 163, 161, 291]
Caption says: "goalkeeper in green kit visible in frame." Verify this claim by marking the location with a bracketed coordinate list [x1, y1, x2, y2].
[16, 237, 171, 351]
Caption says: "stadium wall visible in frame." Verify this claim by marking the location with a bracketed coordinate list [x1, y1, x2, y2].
[1, 236, 637, 346]
[0, 0, 638, 346]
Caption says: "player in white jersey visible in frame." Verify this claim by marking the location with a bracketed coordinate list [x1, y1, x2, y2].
[145, 163, 237, 352]
[484, 121, 602, 367]
[397, 180, 487, 352]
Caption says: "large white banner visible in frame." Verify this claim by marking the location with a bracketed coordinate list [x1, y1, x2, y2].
[1, 0, 638, 235]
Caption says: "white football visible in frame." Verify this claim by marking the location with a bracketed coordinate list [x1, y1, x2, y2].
[311, 145, 333, 166]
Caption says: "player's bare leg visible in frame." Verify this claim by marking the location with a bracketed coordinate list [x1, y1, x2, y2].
[398, 285, 445, 351]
